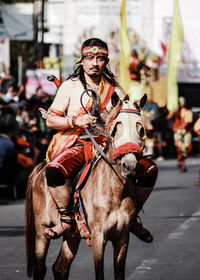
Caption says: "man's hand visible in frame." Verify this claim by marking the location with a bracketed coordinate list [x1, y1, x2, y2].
[75, 114, 97, 128]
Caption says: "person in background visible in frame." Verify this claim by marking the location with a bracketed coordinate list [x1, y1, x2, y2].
[0, 111, 19, 184]
[129, 49, 140, 81]
[0, 76, 4, 94]
[14, 137, 34, 198]
[142, 88, 159, 157]
[167, 96, 193, 172]
[17, 84, 27, 102]
[29, 86, 51, 108]
[16, 102, 30, 129]
[193, 115, 200, 186]
[154, 106, 172, 160]
[28, 87, 52, 134]
[2, 84, 19, 103]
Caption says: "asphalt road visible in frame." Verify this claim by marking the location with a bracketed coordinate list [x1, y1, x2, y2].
[0, 156, 200, 280]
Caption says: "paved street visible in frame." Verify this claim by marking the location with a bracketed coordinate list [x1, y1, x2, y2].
[0, 156, 200, 280]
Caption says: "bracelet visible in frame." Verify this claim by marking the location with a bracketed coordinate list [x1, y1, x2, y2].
[39, 107, 64, 119]
[48, 107, 64, 117]
[72, 116, 78, 127]
[66, 116, 78, 128]
[66, 116, 73, 128]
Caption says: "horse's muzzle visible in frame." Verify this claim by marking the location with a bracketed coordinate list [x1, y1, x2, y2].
[121, 153, 138, 178]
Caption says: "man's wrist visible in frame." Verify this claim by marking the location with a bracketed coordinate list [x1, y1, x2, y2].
[66, 116, 78, 128]
[72, 116, 78, 127]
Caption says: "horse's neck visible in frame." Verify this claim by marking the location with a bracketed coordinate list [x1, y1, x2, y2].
[100, 145, 125, 191]
[106, 143, 114, 161]
[81, 145, 132, 220]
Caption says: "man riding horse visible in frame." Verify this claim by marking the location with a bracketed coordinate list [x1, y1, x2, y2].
[43, 38, 157, 242]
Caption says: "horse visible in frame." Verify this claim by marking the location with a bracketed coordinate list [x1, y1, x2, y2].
[25, 95, 147, 280]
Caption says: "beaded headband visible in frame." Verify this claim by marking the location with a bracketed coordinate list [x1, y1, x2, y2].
[81, 45, 108, 56]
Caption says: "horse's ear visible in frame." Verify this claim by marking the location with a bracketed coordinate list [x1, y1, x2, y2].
[140, 93, 147, 109]
[111, 92, 119, 107]
[133, 93, 147, 111]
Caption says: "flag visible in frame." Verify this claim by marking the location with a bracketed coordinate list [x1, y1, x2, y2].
[167, 0, 184, 112]
[119, 0, 131, 94]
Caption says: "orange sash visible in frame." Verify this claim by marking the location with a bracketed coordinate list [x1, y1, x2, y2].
[172, 108, 192, 132]
[46, 77, 115, 162]
[194, 117, 200, 137]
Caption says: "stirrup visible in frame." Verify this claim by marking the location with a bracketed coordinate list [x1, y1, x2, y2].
[57, 207, 76, 233]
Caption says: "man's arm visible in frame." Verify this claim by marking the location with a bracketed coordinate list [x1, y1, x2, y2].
[46, 80, 97, 130]
[46, 80, 71, 130]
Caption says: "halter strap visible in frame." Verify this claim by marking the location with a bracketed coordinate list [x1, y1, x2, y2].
[119, 109, 141, 115]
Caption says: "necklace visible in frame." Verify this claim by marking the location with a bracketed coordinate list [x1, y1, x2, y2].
[93, 86, 98, 92]
[87, 84, 98, 92]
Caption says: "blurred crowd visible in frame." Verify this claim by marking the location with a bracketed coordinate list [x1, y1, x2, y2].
[0, 74, 199, 198]
[0, 75, 54, 198]
[142, 95, 174, 161]
[142, 93, 200, 177]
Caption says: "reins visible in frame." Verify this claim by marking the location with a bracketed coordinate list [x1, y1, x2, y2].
[84, 127, 113, 165]
[80, 88, 117, 166]
[83, 126, 125, 185]
[80, 88, 124, 182]
[79, 89, 140, 186]
[80, 88, 103, 124]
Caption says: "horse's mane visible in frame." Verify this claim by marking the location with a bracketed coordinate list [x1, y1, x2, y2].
[105, 99, 123, 132]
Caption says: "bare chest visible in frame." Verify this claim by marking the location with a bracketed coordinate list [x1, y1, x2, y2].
[67, 86, 113, 117]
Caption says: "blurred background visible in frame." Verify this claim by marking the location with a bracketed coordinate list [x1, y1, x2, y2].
[0, 0, 200, 199]
[0, 2, 200, 280]
[0, 1, 200, 102]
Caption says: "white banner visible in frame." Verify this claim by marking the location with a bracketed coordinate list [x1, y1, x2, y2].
[43, 0, 64, 44]
[63, 0, 153, 77]
[0, 4, 33, 40]
[62, 0, 200, 83]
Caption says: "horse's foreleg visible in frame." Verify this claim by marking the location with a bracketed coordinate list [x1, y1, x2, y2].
[112, 234, 129, 280]
[33, 235, 50, 280]
[91, 234, 106, 280]
[52, 234, 81, 280]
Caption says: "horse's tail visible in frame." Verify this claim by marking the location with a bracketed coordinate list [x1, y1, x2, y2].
[25, 162, 46, 277]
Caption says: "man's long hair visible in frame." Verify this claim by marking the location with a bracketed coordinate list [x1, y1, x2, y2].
[67, 38, 117, 88]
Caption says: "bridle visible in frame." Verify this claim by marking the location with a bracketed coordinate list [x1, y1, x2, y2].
[80, 90, 143, 183]
[80, 88, 114, 163]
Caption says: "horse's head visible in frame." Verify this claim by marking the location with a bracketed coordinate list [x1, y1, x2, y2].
[108, 94, 147, 178]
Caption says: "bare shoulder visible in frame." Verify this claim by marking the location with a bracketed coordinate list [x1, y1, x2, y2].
[114, 85, 126, 101]
[57, 78, 79, 95]
[50, 78, 80, 112]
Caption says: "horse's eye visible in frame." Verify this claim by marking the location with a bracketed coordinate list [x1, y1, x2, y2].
[111, 122, 123, 140]
[136, 122, 146, 139]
